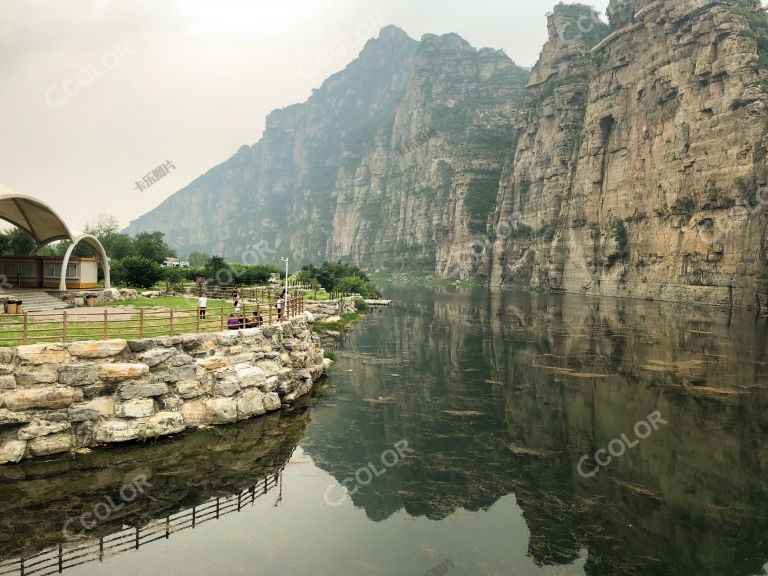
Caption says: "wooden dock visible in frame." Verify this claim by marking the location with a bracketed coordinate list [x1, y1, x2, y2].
[365, 299, 392, 306]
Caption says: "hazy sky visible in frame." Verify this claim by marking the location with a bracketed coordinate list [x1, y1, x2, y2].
[0, 0, 610, 233]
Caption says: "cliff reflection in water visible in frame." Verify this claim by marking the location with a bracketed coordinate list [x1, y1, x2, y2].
[0, 406, 310, 574]
[303, 288, 768, 576]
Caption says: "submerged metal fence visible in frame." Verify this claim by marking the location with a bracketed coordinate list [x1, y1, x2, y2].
[0, 473, 282, 576]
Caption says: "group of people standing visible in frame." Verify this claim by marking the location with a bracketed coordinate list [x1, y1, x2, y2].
[197, 290, 292, 330]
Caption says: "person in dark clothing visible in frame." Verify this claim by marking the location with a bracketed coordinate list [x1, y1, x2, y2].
[247, 310, 263, 328]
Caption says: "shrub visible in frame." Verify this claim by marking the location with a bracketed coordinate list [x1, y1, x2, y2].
[300, 261, 378, 295]
[205, 256, 233, 286]
[335, 276, 375, 298]
[610, 218, 629, 260]
[113, 256, 164, 289]
[162, 267, 185, 293]
[182, 266, 207, 281]
[235, 264, 280, 286]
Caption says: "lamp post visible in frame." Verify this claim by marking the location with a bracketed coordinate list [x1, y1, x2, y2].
[280, 257, 289, 320]
[280, 256, 289, 299]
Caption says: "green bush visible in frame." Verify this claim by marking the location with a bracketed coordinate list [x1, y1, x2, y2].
[300, 261, 378, 296]
[0, 228, 37, 256]
[233, 264, 280, 286]
[162, 267, 185, 293]
[205, 256, 234, 286]
[132, 231, 176, 264]
[610, 218, 629, 260]
[113, 256, 164, 289]
[181, 266, 207, 281]
[335, 276, 376, 298]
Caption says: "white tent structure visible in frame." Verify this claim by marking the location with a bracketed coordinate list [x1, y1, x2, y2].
[0, 185, 111, 291]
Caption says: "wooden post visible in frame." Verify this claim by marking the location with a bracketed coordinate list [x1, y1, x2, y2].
[268, 300, 273, 325]
[169, 309, 174, 336]
[196, 307, 200, 333]
[220, 307, 224, 331]
[23, 312, 28, 345]
[103, 309, 108, 339]
[62, 311, 68, 343]
[139, 309, 145, 339]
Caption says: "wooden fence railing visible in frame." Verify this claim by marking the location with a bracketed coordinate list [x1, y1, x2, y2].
[182, 285, 311, 302]
[0, 473, 281, 576]
[180, 285, 349, 302]
[0, 298, 304, 346]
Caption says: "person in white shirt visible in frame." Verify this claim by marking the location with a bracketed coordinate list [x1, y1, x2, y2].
[276, 295, 284, 320]
[198, 295, 208, 319]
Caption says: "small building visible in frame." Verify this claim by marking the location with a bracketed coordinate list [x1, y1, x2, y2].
[162, 258, 190, 268]
[0, 256, 100, 289]
[0, 187, 111, 291]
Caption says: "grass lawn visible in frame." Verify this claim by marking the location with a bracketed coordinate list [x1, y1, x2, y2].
[0, 296, 279, 347]
[304, 292, 332, 302]
[115, 296, 231, 310]
[312, 313, 365, 332]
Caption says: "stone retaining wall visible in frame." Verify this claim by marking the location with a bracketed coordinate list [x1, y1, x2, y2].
[59, 288, 139, 307]
[0, 314, 327, 465]
[304, 296, 358, 321]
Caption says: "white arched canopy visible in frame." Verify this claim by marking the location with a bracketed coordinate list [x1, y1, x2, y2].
[60, 234, 111, 291]
[0, 189, 72, 245]
[0, 185, 111, 291]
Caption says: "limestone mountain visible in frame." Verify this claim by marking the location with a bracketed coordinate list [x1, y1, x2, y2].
[489, 0, 768, 309]
[127, 1, 768, 309]
[126, 24, 528, 270]
[126, 24, 530, 263]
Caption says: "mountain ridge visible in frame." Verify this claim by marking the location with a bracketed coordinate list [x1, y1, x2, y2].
[127, 1, 768, 310]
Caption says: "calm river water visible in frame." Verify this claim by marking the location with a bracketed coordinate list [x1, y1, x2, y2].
[2, 287, 768, 576]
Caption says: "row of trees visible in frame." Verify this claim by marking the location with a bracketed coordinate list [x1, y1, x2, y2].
[2, 216, 378, 296]
[296, 262, 378, 298]
[0, 215, 180, 289]
[0, 228, 37, 256]
[0, 218, 176, 263]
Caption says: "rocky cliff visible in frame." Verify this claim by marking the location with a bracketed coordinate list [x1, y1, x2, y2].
[126, 25, 528, 272]
[127, 1, 768, 309]
[490, 0, 768, 308]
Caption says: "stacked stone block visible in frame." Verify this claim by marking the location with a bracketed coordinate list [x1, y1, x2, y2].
[0, 315, 327, 464]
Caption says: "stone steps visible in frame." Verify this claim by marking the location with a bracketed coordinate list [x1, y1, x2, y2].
[1, 291, 72, 313]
